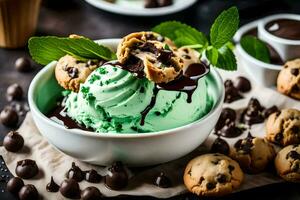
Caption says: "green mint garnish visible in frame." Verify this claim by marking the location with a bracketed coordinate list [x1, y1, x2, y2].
[240, 36, 270, 63]
[89, 74, 100, 84]
[152, 6, 239, 71]
[61, 90, 71, 97]
[28, 36, 117, 65]
[86, 93, 95, 101]
[113, 67, 117, 72]
[98, 67, 108, 74]
[81, 86, 90, 94]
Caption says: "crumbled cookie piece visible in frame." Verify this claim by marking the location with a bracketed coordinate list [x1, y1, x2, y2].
[277, 59, 300, 100]
[116, 31, 184, 83]
[183, 153, 243, 197]
[55, 55, 102, 92]
[275, 144, 300, 182]
[230, 133, 275, 173]
[266, 108, 300, 146]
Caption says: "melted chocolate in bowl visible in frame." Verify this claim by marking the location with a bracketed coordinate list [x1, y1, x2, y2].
[266, 19, 300, 40]
[48, 61, 210, 130]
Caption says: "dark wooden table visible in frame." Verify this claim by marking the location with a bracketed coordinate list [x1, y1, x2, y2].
[1, 0, 300, 199]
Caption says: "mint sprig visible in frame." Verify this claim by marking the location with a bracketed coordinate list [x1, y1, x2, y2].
[152, 6, 239, 71]
[240, 36, 270, 63]
[28, 36, 117, 65]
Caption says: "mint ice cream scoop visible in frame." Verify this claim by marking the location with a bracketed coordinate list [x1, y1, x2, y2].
[66, 63, 213, 133]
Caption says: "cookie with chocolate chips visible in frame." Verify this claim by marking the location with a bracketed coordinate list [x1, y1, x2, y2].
[230, 133, 275, 174]
[266, 109, 300, 146]
[277, 59, 300, 100]
[55, 54, 103, 92]
[275, 144, 300, 182]
[183, 153, 243, 197]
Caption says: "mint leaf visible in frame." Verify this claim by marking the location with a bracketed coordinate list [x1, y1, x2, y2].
[240, 36, 270, 63]
[206, 47, 219, 66]
[28, 36, 117, 65]
[152, 21, 208, 48]
[210, 6, 239, 49]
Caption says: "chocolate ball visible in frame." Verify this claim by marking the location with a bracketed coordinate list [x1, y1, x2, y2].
[15, 159, 39, 179]
[18, 184, 39, 200]
[3, 131, 24, 152]
[217, 122, 243, 138]
[224, 86, 243, 103]
[15, 57, 32, 72]
[224, 79, 234, 88]
[6, 177, 24, 194]
[46, 176, 59, 192]
[144, 0, 158, 8]
[210, 137, 230, 155]
[235, 76, 251, 93]
[104, 161, 128, 190]
[157, 0, 172, 7]
[0, 106, 19, 127]
[215, 108, 236, 130]
[60, 179, 81, 199]
[66, 162, 84, 182]
[85, 169, 102, 183]
[6, 83, 23, 102]
[81, 186, 102, 200]
[154, 172, 172, 188]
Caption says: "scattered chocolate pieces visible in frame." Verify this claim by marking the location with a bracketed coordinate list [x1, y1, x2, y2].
[216, 122, 243, 138]
[235, 76, 251, 93]
[6, 177, 24, 194]
[66, 162, 84, 182]
[3, 131, 24, 152]
[0, 106, 19, 127]
[60, 179, 81, 199]
[81, 186, 102, 200]
[104, 161, 128, 190]
[85, 169, 102, 183]
[215, 108, 236, 130]
[224, 81, 243, 103]
[263, 105, 279, 119]
[234, 133, 254, 154]
[241, 98, 265, 125]
[46, 176, 59, 192]
[154, 172, 172, 188]
[15, 57, 32, 72]
[210, 137, 230, 155]
[6, 83, 23, 101]
[18, 184, 39, 200]
[15, 159, 39, 179]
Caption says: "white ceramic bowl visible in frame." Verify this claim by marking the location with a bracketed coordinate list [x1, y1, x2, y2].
[258, 14, 300, 61]
[28, 39, 224, 167]
[234, 20, 282, 87]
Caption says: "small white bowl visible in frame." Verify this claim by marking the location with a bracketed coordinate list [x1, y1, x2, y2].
[28, 39, 224, 167]
[234, 20, 282, 87]
[258, 14, 300, 61]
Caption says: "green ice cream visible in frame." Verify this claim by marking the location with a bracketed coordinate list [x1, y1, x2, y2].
[66, 63, 213, 133]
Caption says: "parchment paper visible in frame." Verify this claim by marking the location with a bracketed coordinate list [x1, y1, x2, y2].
[1, 67, 300, 199]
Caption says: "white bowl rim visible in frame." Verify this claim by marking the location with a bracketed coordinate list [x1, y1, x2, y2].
[234, 19, 282, 70]
[258, 13, 300, 45]
[28, 38, 224, 139]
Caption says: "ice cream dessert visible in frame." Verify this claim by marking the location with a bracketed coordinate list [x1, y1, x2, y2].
[62, 32, 212, 133]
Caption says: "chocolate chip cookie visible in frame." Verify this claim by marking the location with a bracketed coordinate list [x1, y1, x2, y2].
[266, 108, 300, 146]
[183, 153, 244, 197]
[230, 133, 275, 173]
[275, 144, 300, 182]
[55, 55, 101, 92]
[277, 59, 300, 100]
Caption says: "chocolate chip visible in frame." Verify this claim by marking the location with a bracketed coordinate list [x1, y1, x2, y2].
[157, 50, 173, 65]
[104, 161, 128, 190]
[6, 84, 23, 102]
[18, 184, 39, 200]
[241, 98, 265, 125]
[87, 60, 98, 66]
[248, 98, 264, 111]
[60, 179, 80, 199]
[215, 173, 227, 183]
[291, 126, 299, 134]
[291, 68, 299, 76]
[228, 165, 235, 173]
[15, 159, 39, 179]
[182, 55, 191, 59]
[215, 108, 236, 130]
[217, 122, 243, 138]
[224, 86, 243, 103]
[66, 162, 84, 182]
[15, 57, 32, 72]
[144, 0, 158, 8]
[85, 169, 102, 183]
[6, 177, 24, 194]
[81, 186, 102, 200]
[286, 150, 300, 160]
[206, 182, 216, 190]
[67, 67, 79, 79]
[274, 133, 283, 144]
[46, 176, 59, 192]
[3, 131, 24, 152]
[291, 162, 299, 172]
[292, 85, 300, 93]
[234, 135, 253, 154]
[0, 106, 19, 127]
[263, 106, 279, 119]
[210, 137, 230, 155]
[157, 0, 172, 7]
[235, 76, 251, 93]
[224, 79, 234, 88]
[154, 172, 172, 188]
